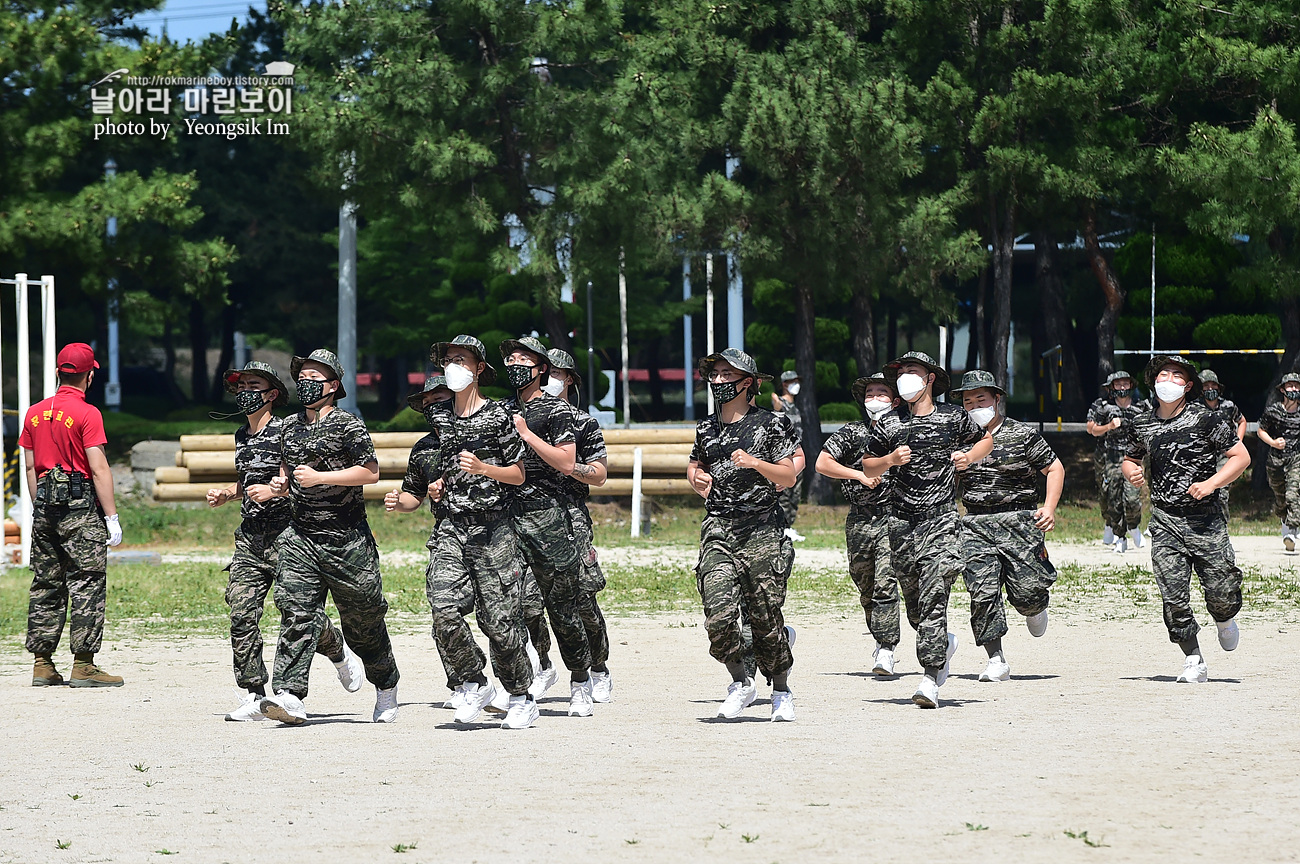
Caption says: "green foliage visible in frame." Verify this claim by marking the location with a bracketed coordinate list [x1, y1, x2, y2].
[1193, 315, 1283, 350]
[818, 402, 861, 422]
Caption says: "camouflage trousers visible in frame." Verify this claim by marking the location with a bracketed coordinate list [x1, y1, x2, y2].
[226, 524, 344, 690]
[26, 504, 108, 657]
[846, 508, 900, 649]
[1148, 505, 1243, 643]
[696, 512, 794, 679]
[1099, 457, 1142, 534]
[515, 501, 592, 673]
[271, 524, 399, 698]
[778, 474, 802, 528]
[426, 514, 532, 696]
[889, 508, 963, 670]
[1266, 455, 1300, 528]
[524, 501, 611, 669]
[961, 511, 1057, 646]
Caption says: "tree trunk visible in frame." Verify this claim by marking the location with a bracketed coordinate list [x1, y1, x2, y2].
[849, 281, 877, 375]
[188, 300, 209, 403]
[1034, 229, 1087, 419]
[1084, 204, 1125, 384]
[965, 290, 980, 371]
[209, 302, 236, 404]
[647, 337, 664, 420]
[886, 301, 898, 361]
[161, 317, 184, 406]
[1270, 228, 1300, 391]
[540, 292, 574, 354]
[793, 280, 831, 503]
[989, 190, 1016, 387]
[974, 263, 989, 370]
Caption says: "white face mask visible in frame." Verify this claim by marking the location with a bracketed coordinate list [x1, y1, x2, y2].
[895, 373, 927, 401]
[1154, 381, 1187, 404]
[864, 398, 892, 419]
[444, 363, 475, 393]
[786, 383, 801, 396]
[542, 376, 566, 398]
[968, 405, 997, 427]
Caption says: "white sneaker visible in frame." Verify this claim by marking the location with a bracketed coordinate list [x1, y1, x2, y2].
[502, 694, 539, 729]
[225, 691, 267, 722]
[1026, 609, 1049, 638]
[590, 670, 613, 703]
[1176, 654, 1208, 684]
[568, 678, 595, 717]
[528, 665, 559, 699]
[373, 685, 398, 723]
[525, 639, 541, 677]
[1286, 532, 1296, 553]
[784, 624, 797, 647]
[717, 679, 757, 718]
[783, 527, 806, 542]
[872, 646, 895, 676]
[1129, 527, 1144, 549]
[935, 633, 958, 686]
[979, 652, 1011, 682]
[1113, 537, 1128, 554]
[259, 691, 307, 725]
[443, 684, 466, 710]
[1216, 618, 1240, 652]
[770, 689, 795, 722]
[912, 674, 940, 708]
[333, 642, 365, 693]
[1102, 526, 1115, 546]
[485, 684, 511, 715]
[454, 681, 497, 723]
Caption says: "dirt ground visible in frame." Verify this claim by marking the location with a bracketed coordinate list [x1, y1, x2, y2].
[4, 569, 1300, 863]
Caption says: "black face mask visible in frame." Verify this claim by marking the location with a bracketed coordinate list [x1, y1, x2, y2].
[1286, 391, 1300, 403]
[236, 389, 269, 415]
[297, 378, 329, 405]
[505, 364, 538, 390]
[1112, 388, 1132, 399]
[1202, 389, 1220, 402]
[710, 379, 746, 406]
[422, 400, 453, 427]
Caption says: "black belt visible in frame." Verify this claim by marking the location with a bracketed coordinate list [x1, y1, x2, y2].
[1155, 500, 1220, 517]
[514, 495, 563, 514]
[849, 503, 889, 519]
[964, 502, 1035, 516]
[894, 503, 956, 523]
[449, 508, 512, 526]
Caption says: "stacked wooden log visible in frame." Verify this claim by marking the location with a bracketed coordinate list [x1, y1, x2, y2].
[152, 426, 696, 501]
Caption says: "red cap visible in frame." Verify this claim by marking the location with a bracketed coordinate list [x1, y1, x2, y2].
[56, 343, 100, 374]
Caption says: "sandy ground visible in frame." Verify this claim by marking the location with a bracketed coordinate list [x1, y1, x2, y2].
[4, 587, 1300, 863]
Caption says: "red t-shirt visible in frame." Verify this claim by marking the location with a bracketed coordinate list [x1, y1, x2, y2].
[18, 386, 108, 477]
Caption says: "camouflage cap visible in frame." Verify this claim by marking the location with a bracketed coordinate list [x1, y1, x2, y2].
[290, 349, 347, 399]
[1279, 373, 1300, 390]
[222, 360, 289, 407]
[1105, 370, 1135, 388]
[851, 372, 896, 403]
[950, 369, 1005, 398]
[406, 371, 450, 411]
[1198, 369, 1222, 387]
[698, 348, 772, 382]
[780, 370, 800, 382]
[547, 348, 582, 388]
[429, 334, 496, 386]
[500, 336, 551, 367]
[884, 351, 950, 398]
[1144, 354, 1201, 401]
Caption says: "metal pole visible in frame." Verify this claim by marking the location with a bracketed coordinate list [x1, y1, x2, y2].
[1150, 223, 1156, 356]
[630, 446, 643, 538]
[104, 159, 121, 411]
[938, 325, 948, 402]
[725, 153, 744, 351]
[619, 247, 630, 428]
[16, 274, 32, 566]
[705, 253, 715, 415]
[337, 155, 359, 415]
[41, 276, 56, 399]
[683, 257, 694, 421]
[586, 280, 595, 411]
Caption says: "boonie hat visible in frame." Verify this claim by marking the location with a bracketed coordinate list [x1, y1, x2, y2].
[547, 349, 582, 389]
[406, 372, 450, 411]
[1144, 354, 1201, 401]
[884, 351, 950, 397]
[851, 372, 896, 403]
[1105, 370, 1135, 388]
[430, 335, 496, 387]
[950, 369, 1005, 399]
[223, 360, 289, 407]
[500, 336, 551, 367]
[290, 349, 347, 399]
[698, 348, 772, 382]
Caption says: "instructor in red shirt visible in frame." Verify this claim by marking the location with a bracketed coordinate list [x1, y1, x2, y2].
[19, 343, 124, 688]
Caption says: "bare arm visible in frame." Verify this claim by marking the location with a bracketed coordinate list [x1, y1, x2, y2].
[570, 456, 608, 487]
[731, 450, 797, 488]
[295, 461, 380, 488]
[459, 450, 526, 485]
[1189, 440, 1251, 499]
[1236, 415, 1247, 441]
[23, 449, 37, 505]
[1258, 428, 1284, 449]
[384, 489, 425, 513]
[514, 416, 576, 474]
[207, 480, 243, 507]
[816, 450, 878, 487]
[687, 459, 712, 499]
[1086, 417, 1121, 437]
[1035, 459, 1065, 531]
[85, 445, 117, 517]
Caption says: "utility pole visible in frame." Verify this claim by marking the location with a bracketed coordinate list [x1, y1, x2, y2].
[104, 159, 121, 411]
[337, 156, 358, 414]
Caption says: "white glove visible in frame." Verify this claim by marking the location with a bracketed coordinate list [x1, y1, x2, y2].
[105, 514, 122, 547]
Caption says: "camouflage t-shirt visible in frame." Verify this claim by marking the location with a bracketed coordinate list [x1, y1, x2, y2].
[401, 430, 446, 518]
[1201, 397, 1244, 433]
[866, 402, 987, 515]
[1124, 403, 1236, 510]
[690, 407, 797, 519]
[279, 407, 376, 535]
[957, 417, 1057, 510]
[234, 416, 292, 527]
[1088, 396, 1153, 460]
[821, 415, 897, 508]
[562, 410, 607, 503]
[505, 394, 576, 502]
[436, 399, 527, 516]
[1259, 402, 1300, 463]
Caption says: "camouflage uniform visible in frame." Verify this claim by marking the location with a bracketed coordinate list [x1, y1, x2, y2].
[26, 497, 108, 657]
[867, 402, 986, 669]
[1125, 403, 1243, 643]
[775, 392, 802, 527]
[1087, 396, 1150, 535]
[425, 399, 533, 696]
[821, 413, 902, 649]
[691, 406, 797, 679]
[1260, 401, 1300, 528]
[956, 417, 1058, 646]
[226, 416, 344, 691]
[1199, 393, 1244, 518]
[561, 409, 611, 667]
[270, 407, 399, 698]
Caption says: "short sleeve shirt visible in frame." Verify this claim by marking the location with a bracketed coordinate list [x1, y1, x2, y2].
[690, 407, 797, 519]
[507, 395, 576, 501]
[1259, 402, 1300, 462]
[1201, 398, 1244, 433]
[234, 416, 292, 525]
[957, 417, 1057, 510]
[1125, 403, 1236, 510]
[437, 400, 527, 516]
[562, 411, 607, 503]
[821, 416, 896, 508]
[18, 386, 107, 476]
[401, 431, 446, 518]
[866, 402, 987, 514]
[1088, 396, 1152, 460]
[280, 408, 377, 535]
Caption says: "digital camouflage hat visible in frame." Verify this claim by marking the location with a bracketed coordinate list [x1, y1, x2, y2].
[290, 349, 347, 399]
[780, 370, 800, 382]
[547, 348, 581, 388]
[851, 372, 896, 403]
[698, 347, 772, 383]
[500, 336, 551, 368]
[1278, 373, 1300, 391]
[1105, 370, 1135, 388]
[884, 351, 950, 397]
[223, 360, 289, 408]
[950, 369, 1005, 398]
[429, 334, 497, 387]
[406, 372, 450, 411]
[1198, 369, 1222, 387]
[1144, 354, 1201, 401]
